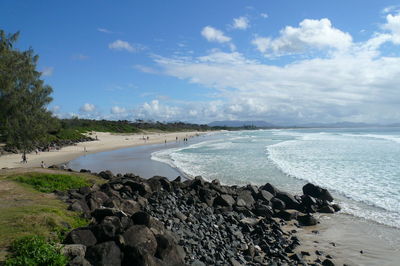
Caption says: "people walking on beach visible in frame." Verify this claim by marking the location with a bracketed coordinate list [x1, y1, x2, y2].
[21, 153, 27, 164]
[40, 161, 46, 168]
[176, 136, 178, 142]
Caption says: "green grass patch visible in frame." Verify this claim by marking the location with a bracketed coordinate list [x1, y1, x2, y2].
[5, 235, 68, 266]
[12, 173, 91, 193]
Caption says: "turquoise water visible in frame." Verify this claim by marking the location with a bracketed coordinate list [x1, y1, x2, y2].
[151, 128, 400, 228]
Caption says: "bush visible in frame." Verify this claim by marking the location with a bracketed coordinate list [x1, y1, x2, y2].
[14, 173, 90, 193]
[5, 235, 67, 266]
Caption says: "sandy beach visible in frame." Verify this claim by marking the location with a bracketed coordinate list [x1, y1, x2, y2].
[0, 131, 207, 170]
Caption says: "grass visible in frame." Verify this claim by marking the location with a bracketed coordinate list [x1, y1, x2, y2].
[5, 235, 68, 266]
[12, 173, 91, 193]
[0, 170, 104, 262]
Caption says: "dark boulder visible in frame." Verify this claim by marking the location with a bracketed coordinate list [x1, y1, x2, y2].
[155, 233, 185, 264]
[276, 210, 299, 221]
[260, 183, 280, 196]
[257, 190, 274, 202]
[85, 241, 122, 266]
[297, 214, 318, 226]
[319, 205, 335, 213]
[275, 191, 300, 209]
[271, 197, 286, 210]
[91, 208, 126, 222]
[237, 190, 255, 209]
[213, 194, 235, 208]
[123, 225, 158, 256]
[65, 228, 97, 247]
[132, 211, 151, 226]
[98, 170, 114, 180]
[124, 180, 152, 197]
[148, 176, 173, 192]
[331, 204, 341, 212]
[92, 216, 122, 242]
[303, 183, 333, 202]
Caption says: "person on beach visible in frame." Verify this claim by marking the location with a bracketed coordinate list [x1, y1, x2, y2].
[84, 146, 87, 152]
[40, 161, 46, 168]
[165, 139, 167, 144]
[21, 153, 27, 163]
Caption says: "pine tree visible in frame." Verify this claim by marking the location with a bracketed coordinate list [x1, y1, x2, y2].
[0, 30, 55, 152]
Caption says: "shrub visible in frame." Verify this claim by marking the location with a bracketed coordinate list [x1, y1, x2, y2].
[5, 235, 67, 266]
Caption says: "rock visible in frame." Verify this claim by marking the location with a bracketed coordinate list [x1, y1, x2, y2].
[69, 200, 90, 214]
[260, 183, 280, 196]
[61, 244, 86, 259]
[132, 211, 151, 226]
[86, 191, 109, 207]
[303, 183, 334, 202]
[322, 258, 335, 266]
[92, 216, 122, 242]
[319, 205, 335, 213]
[155, 233, 185, 264]
[91, 208, 126, 222]
[275, 191, 300, 209]
[276, 209, 299, 221]
[119, 200, 140, 215]
[189, 176, 205, 190]
[191, 260, 206, 266]
[297, 214, 318, 226]
[98, 170, 114, 180]
[85, 241, 121, 266]
[253, 204, 273, 217]
[69, 256, 91, 266]
[331, 204, 341, 212]
[213, 194, 235, 208]
[258, 190, 274, 202]
[80, 169, 91, 173]
[230, 258, 242, 266]
[237, 190, 255, 209]
[271, 198, 286, 210]
[124, 180, 152, 197]
[123, 225, 158, 256]
[174, 210, 187, 222]
[148, 176, 173, 192]
[65, 228, 97, 247]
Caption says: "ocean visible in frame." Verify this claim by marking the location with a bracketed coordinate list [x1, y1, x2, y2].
[151, 128, 400, 229]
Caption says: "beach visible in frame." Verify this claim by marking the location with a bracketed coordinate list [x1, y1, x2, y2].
[2, 129, 400, 265]
[0, 131, 207, 170]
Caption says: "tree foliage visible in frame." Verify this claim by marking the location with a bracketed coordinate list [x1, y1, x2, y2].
[0, 30, 55, 151]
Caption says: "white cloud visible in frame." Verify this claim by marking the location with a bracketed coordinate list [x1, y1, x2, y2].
[252, 18, 353, 57]
[133, 65, 158, 74]
[382, 13, 400, 44]
[41, 67, 54, 76]
[111, 106, 126, 114]
[232, 16, 249, 30]
[154, 45, 400, 124]
[201, 26, 231, 43]
[80, 103, 96, 113]
[108, 40, 136, 52]
[382, 5, 400, 14]
[98, 28, 113, 34]
[260, 13, 268, 18]
[137, 100, 181, 120]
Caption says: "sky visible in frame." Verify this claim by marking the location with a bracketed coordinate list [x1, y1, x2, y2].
[2, 0, 400, 125]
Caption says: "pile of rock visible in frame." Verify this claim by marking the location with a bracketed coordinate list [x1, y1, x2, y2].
[59, 171, 340, 266]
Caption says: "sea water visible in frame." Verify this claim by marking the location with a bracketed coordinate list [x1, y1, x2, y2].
[151, 128, 400, 229]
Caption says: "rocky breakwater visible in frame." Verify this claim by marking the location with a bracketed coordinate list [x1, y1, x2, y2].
[58, 171, 341, 266]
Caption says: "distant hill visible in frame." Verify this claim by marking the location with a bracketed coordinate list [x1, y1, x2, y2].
[208, 120, 275, 128]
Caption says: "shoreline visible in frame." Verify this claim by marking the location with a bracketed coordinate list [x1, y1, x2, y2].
[0, 131, 211, 170]
[65, 133, 400, 265]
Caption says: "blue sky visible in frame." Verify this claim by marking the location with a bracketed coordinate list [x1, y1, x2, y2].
[2, 0, 400, 125]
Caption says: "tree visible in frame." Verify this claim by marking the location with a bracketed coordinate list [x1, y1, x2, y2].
[0, 30, 55, 152]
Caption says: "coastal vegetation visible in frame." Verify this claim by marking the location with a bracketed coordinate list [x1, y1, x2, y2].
[0, 169, 103, 263]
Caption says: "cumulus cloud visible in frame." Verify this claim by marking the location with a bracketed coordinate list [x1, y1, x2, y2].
[252, 18, 353, 57]
[80, 103, 96, 113]
[41, 67, 54, 76]
[201, 26, 231, 43]
[109, 40, 136, 52]
[154, 41, 400, 124]
[111, 106, 126, 114]
[232, 16, 249, 30]
[382, 13, 400, 44]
